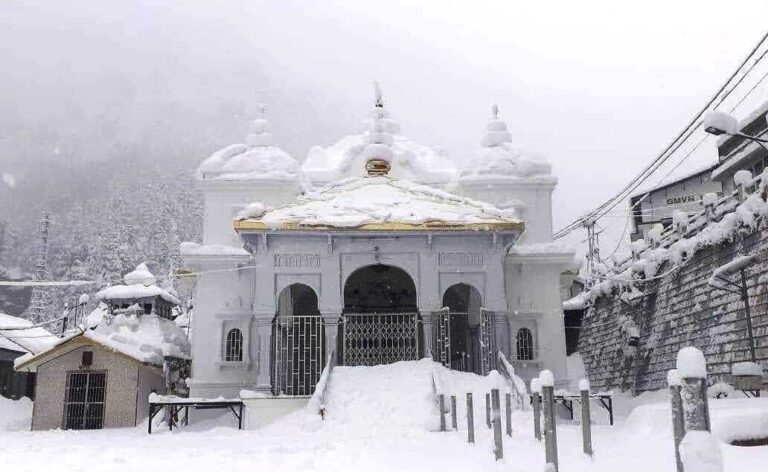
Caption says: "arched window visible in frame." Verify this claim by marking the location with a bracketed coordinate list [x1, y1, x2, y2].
[225, 328, 243, 362]
[516, 328, 534, 361]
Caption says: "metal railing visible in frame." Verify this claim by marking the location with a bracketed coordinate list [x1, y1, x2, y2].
[271, 314, 325, 396]
[341, 312, 420, 366]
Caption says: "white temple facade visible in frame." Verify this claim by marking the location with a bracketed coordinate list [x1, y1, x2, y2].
[182, 94, 574, 399]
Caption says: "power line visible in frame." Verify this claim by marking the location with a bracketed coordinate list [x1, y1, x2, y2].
[554, 29, 768, 240]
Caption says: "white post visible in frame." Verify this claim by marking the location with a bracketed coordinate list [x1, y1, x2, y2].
[579, 378, 592, 457]
[540, 370, 558, 472]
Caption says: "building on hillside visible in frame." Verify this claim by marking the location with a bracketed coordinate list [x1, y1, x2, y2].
[711, 101, 768, 193]
[182, 94, 575, 411]
[14, 264, 190, 430]
[0, 313, 57, 399]
[629, 163, 722, 242]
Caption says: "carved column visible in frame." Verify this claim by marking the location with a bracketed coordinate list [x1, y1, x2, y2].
[253, 313, 273, 392]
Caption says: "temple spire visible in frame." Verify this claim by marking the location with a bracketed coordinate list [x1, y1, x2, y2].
[246, 104, 274, 147]
[481, 103, 512, 147]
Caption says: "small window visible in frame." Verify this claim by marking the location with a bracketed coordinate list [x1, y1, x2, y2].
[225, 328, 243, 362]
[81, 351, 93, 367]
[516, 328, 534, 361]
[143, 303, 152, 315]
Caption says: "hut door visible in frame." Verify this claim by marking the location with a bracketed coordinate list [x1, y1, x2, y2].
[64, 371, 106, 430]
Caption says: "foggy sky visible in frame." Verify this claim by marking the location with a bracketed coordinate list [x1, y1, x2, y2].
[2, 0, 768, 253]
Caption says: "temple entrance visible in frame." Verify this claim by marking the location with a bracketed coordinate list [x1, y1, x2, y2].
[272, 284, 325, 396]
[341, 264, 420, 366]
[437, 283, 491, 375]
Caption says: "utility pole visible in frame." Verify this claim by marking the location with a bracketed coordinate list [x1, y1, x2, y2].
[26, 210, 52, 323]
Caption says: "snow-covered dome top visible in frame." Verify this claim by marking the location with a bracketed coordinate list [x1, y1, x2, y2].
[196, 108, 300, 181]
[459, 105, 554, 182]
[123, 262, 156, 286]
[235, 175, 521, 231]
[301, 85, 457, 185]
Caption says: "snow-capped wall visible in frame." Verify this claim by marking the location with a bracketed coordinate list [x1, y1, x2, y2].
[578, 216, 768, 394]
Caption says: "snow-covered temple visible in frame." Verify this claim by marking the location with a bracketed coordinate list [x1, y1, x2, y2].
[182, 92, 574, 399]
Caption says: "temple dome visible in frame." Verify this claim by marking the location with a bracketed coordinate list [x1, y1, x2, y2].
[301, 89, 456, 185]
[459, 105, 554, 183]
[196, 110, 300, 182]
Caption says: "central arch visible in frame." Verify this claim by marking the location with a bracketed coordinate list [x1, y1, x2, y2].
[343, 264, 417, 313]
[341, 264, 420, 365]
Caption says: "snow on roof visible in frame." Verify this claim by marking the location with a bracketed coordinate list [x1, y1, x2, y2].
[301, 104, 457, 185]
[179, 241, 250, 257]
[85, 313, 190, 365]
[17, 313, 191, 369]
[459, 107, 554, 183]
[0, 312, 58, 355]
[237, 175, 521, 230]
[508, 242, 574, 255]
[196, 115, 300, 181]
[96, 283, 180, 305]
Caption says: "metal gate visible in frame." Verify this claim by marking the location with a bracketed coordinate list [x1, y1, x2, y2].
[271, 315, 325, 396]
[64, 371, 106, 430]
[342, 313, 420, 366]
[434, 309, 497, 375]
[479, 309, 497, 375]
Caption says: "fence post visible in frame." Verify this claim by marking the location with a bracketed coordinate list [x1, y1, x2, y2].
[438, 394, 446, 432]
[486, 393, 491, 428]
[451, 395, 457, 430]
[540, 371, 558, 472]
[676, 347, 723, 472]
[668, 369, 685, 472]
[531, 378, 542, 441]
[579, 379, 593, 457]
[505, 392, 512, 437]
[491, 388, 503, 460]
[466, 392, 475, 444]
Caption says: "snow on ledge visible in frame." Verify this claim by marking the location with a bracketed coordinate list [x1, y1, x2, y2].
[508, 242, 574, 255]
[732, 361, 763, 377]
[180, 242, 249, 257]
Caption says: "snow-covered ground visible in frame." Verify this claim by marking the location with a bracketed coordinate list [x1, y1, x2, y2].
[1, 363, 767, 472]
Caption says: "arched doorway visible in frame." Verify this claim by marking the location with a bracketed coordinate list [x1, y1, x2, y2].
[442, 283, 483, 373]
[341, 264, 420, 365]
[272, 283, 325, 396]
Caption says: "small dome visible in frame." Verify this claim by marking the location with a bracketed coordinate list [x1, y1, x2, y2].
[197, 109, 300, 182]
[460, 105, 553, 182]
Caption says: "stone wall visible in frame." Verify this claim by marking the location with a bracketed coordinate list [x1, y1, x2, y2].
[578, 222, 768, 394]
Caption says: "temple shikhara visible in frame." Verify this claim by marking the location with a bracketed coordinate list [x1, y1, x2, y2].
[182, 89, 575, 407]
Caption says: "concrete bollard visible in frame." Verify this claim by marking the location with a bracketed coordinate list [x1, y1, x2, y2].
[579, 379, 593, 457]
[676, 347, 723, 472]
[491, 388, 503, 460]
[438, 394, 446, 432]
[451, 395, 457, 430]
[531, 378, 542, 441]
[467, 392, 475, 444]
[668, 369, 685, 472]
[505, 392, 513, 437]
[486, 393, 491, 428]
[540, 370, 559, 472]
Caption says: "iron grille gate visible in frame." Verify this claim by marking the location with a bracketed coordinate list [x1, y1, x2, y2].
[64, 371, 106, 430]
[479, 309, 497, 375]
[342, 313, 420, 366]
[271, 315, 325, 396]
[433, 309, 497, 375]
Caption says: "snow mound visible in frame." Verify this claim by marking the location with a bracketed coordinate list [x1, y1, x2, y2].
[0, 312, 58, 354]
[86, 313, 191, 365]
[0, 397, 32, 432]
[732, 361, 763, 376]
[703, 110, 738, 135]
[322, 359, 439, 431]
[677, 347, 707, 378]
[250, 176, 519, 229]
[681, 431, 723, 472]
